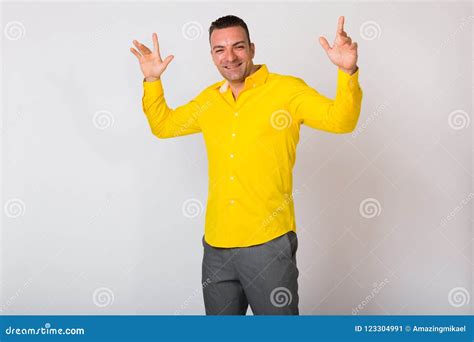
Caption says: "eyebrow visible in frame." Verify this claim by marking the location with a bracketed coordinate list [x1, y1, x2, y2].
[212, 41, 246, 50]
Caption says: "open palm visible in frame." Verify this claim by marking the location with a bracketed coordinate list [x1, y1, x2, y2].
[130, 33, 174, 80]
[319, 16, 358, 74]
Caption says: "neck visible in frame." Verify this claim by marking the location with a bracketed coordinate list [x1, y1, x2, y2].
[228, 64, 260, 93]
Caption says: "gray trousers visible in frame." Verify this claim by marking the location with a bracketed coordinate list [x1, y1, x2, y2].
[201, 231, 299, 315]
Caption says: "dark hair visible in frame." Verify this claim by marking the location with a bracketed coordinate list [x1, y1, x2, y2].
[209, 15, 251, 44]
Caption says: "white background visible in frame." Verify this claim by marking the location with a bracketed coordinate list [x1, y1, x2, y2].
[1, 1, 472, 315]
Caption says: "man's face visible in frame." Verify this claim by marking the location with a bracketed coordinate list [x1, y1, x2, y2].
[210, 26, 255, 83]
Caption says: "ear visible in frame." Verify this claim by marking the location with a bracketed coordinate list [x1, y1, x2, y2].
[250, 42, 255, 58]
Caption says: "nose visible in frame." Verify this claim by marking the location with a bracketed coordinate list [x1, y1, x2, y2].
[224, 49, 237, 62]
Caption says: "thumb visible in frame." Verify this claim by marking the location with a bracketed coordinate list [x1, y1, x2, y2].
[162, 55, 174, 69]
[319, 36, 331, 52]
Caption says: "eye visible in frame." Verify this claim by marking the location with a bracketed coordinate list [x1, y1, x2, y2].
[236, 46, 244, 49]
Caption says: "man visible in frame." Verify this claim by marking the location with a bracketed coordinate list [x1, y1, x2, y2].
[130, 15, 362, 315]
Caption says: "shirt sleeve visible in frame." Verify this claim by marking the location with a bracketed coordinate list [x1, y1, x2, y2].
[288, 68, 363, 134]
[142, 78, 203, 139]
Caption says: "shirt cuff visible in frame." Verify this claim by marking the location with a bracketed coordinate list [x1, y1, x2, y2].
[143, 78, 164, 97]
[337, 67, 360, 91]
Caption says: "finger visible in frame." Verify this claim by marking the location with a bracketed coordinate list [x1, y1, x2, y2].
[337, 16, 345, 34]
[152, 32, 162, 60]
[140, 43, 152, 54]
[152, 33, 158, 52]
[133, 40, 145, 53]
[350, 41, 358, 50]
[335, 36, 349, 48]
[338, 31, 347, 39]
[336, 34, 348, 45]
[130, 47, 142, 60]
[133, 40, 152, 55]
[319, 36, 331, 52]
[162, 55, 175, 70]
[344, 36, 352, 45]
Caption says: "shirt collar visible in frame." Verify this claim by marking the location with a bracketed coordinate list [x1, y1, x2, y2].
[216, 64, 269, 93]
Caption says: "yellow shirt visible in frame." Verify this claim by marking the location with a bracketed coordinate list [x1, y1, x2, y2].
[142, 64, 363, 248]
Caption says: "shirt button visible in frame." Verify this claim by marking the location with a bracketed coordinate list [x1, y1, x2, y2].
[229, 199, 235, 205]
[234, 112, 239, 117]
[231, 132, 236, 137]
[230, 176, 234, 181]
[230, 153, 234, 158]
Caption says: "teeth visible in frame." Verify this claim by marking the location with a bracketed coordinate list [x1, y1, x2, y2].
[226, 63, 241, 69]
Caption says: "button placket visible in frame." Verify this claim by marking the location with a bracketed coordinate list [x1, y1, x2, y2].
[228, 109, 239, 207]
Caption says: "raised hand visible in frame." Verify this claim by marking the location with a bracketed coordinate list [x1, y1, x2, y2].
[130, 33, 174, 81]
[319, 16, 358, 75]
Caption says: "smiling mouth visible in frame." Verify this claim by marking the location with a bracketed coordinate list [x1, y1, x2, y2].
[224, 62, 243, 70]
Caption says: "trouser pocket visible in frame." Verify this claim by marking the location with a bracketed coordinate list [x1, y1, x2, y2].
[285, 231, 298, 259]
